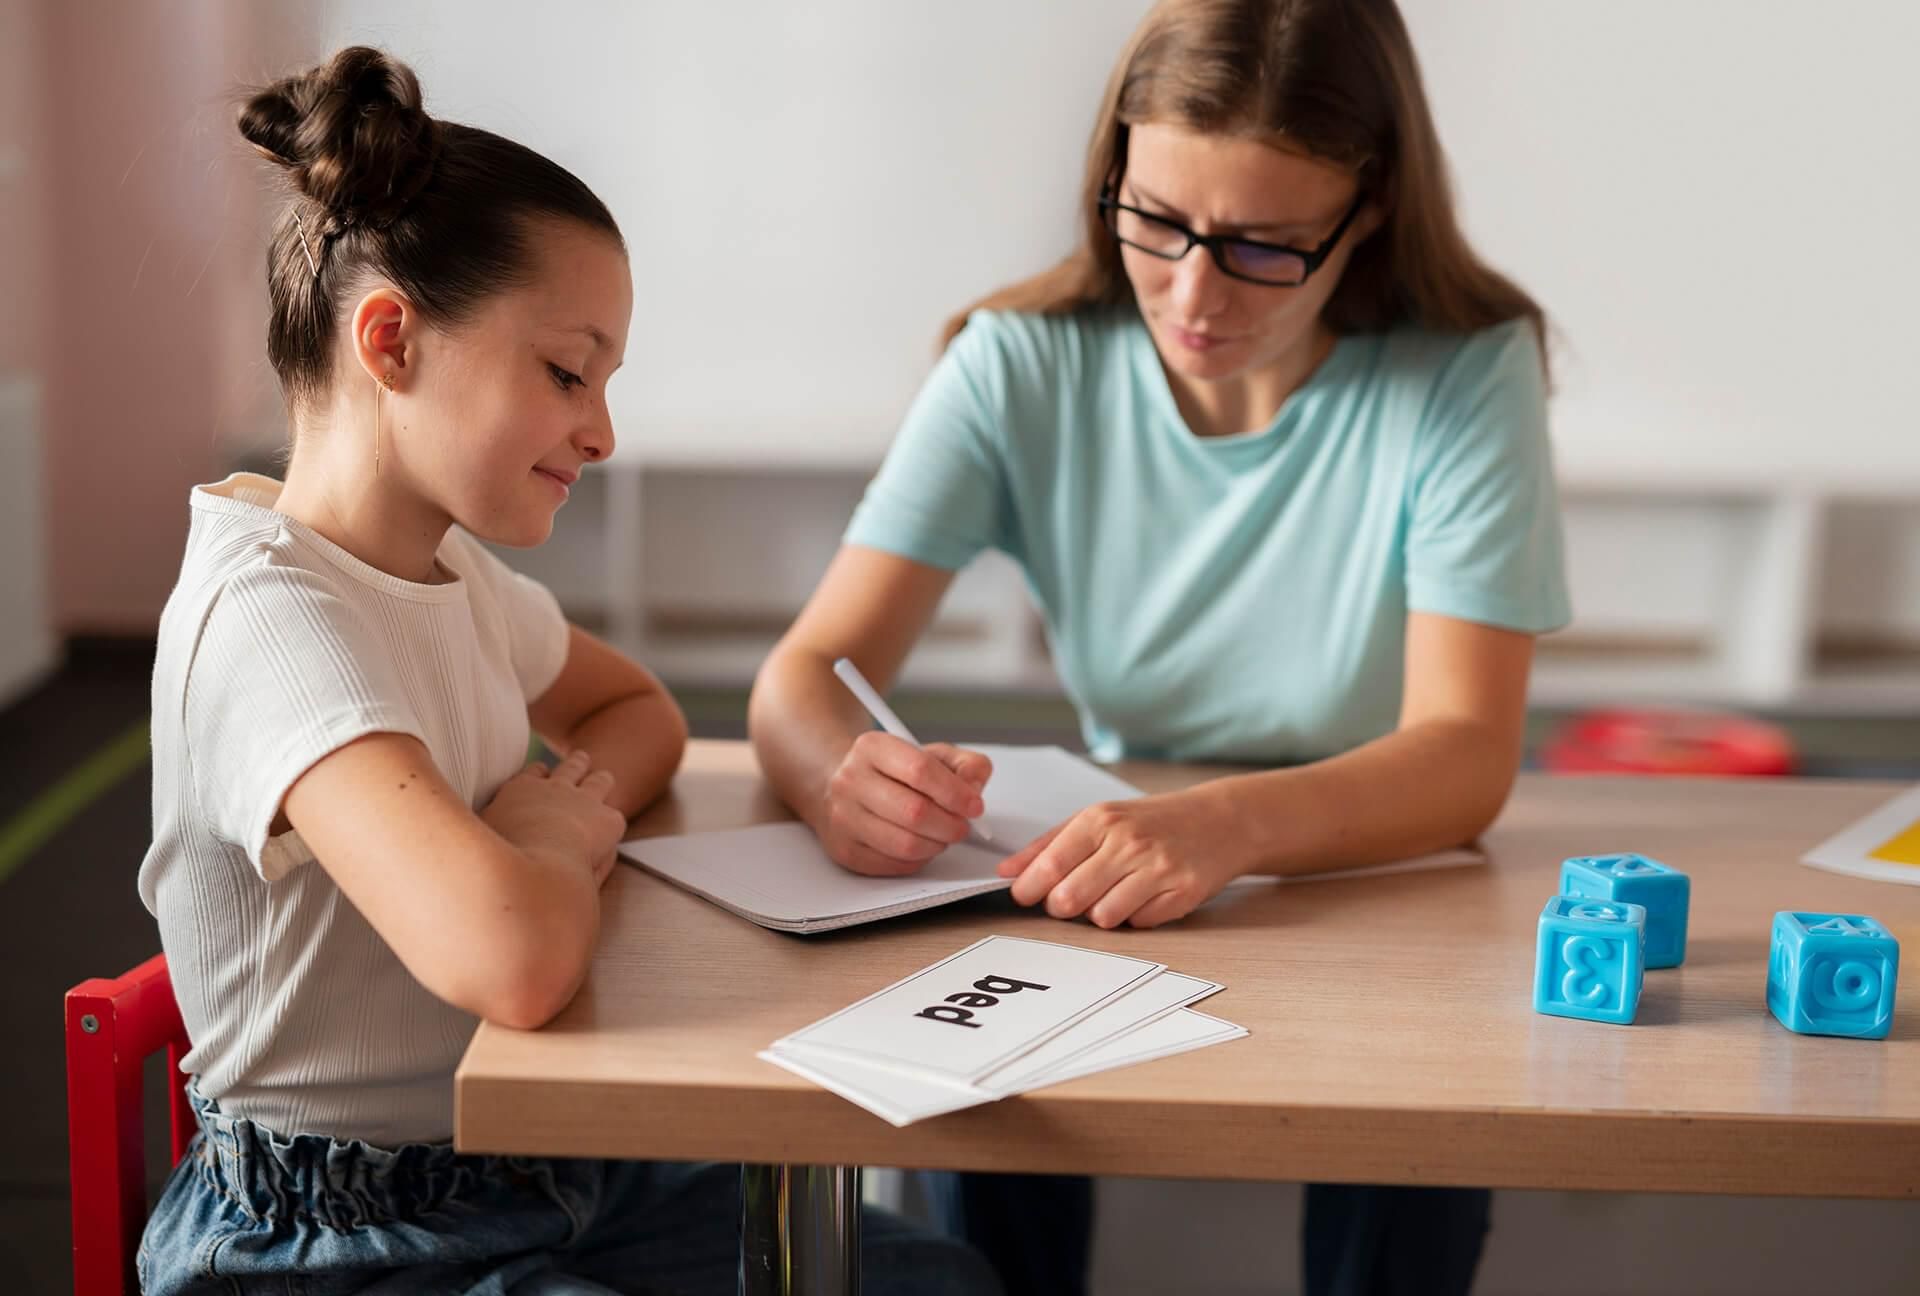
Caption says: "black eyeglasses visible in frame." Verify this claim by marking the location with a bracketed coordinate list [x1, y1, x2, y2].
[1098, 189, 1367, 287]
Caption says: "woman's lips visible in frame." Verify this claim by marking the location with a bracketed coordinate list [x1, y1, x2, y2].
[1168, 323, 1233, 353]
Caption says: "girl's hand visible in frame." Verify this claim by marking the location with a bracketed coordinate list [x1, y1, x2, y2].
[819, 731, 993, 876]
[481, 749, 628, 884]
[996, 790, 1242, 929]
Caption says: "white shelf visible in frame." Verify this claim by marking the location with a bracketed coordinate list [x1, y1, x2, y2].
[1528, 658, 1738, 709]
[0, 376, 56, 706]
[602, 423, 891, 474]
[1535, 482, 1920, 711]
[510, 459, 1920, 714]
[1794, 667, 1920, 714]
[619, 632, 1061, 695]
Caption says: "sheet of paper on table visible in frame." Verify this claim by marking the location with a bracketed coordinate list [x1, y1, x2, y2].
[1804, 784, 1920, 887]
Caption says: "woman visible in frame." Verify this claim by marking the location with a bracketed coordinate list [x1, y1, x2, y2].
[751, 1, 1567, 1292]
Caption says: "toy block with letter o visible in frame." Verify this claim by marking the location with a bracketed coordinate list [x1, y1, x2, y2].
[1766, 912, 1899, 1040]
[1534, 895, 1647, 1025]
[1560, 852, 1690, 968]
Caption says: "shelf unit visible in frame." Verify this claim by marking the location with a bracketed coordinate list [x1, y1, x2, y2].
[499, 453, 1060, 694]
[0, 376, 55, 705]
[1535, 479, 1920, 713]
[501, 449, 1920, 713]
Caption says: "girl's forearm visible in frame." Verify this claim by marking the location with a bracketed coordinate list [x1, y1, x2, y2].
[551, 689, 689, 819]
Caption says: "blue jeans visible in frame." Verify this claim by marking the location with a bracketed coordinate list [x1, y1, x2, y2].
[140, 1089, 1002, 1295]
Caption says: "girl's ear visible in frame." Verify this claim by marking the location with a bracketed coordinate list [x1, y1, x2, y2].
[348, 287, 416, 390]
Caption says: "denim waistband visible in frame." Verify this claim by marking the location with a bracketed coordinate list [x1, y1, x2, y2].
[185, 1085, 577, 1234]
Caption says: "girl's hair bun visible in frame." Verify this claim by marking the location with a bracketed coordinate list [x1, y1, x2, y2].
[238, 45, 438, 231]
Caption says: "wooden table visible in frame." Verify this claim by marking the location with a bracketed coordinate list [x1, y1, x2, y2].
[457, 741, 1920, 1288]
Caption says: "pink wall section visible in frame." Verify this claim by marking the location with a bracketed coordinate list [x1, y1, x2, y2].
[26, 2, 309, 634]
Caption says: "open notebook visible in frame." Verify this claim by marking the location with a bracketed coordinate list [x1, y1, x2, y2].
[620, 745, 1483, 933]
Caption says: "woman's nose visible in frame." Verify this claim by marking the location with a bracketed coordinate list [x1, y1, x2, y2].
[1169, 246, 1230, 320]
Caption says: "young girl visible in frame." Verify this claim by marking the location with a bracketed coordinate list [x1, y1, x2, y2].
[136, 46, 998, 1296]
[749, 1, 1568, 1292]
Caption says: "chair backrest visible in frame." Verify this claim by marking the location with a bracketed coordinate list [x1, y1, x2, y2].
[65, 952, 195, 1296]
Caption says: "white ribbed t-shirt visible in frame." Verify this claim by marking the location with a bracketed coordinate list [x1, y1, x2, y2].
[138, 473, 570, 1146]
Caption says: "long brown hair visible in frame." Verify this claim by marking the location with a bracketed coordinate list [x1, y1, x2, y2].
[239, 47, 623, 407]
[940, 0, 1544, 367]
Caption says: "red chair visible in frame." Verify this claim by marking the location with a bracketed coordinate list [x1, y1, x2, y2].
[1540, 706, 1796, 777]
[65, 953, 195, 1296]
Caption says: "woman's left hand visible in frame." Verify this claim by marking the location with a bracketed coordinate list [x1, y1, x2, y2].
[995, 790, 1244, 929]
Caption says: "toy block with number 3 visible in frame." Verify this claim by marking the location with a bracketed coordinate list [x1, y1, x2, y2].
[1534, 895, 1647, 1025]
[1560, 852, 1690, 968]
[1766, 912, 1899, 1040]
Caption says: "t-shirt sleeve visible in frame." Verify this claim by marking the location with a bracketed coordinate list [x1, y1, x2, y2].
[843, 312, 1015, 570]
[444, 532, 571, 701]
[1404, 321, 1573, 634]
[183, 565, 427, 881]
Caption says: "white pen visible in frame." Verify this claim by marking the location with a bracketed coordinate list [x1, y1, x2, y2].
[832, 656, 1001, 849]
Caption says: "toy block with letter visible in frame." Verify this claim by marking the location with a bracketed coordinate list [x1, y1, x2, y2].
[1766, 912, 1899, 1040]
[1560, 852, 1690, 968]
[1534, 895, 1647, 1025]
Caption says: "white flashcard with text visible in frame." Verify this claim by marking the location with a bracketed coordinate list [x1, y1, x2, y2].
[773, 935, 1164, 1083]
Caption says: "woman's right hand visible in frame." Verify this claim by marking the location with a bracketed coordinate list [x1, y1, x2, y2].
[481, 749, 629, 885]
[820, 731, 994, 876]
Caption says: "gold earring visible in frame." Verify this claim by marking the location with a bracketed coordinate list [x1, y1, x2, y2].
[374, 372, 394, 474]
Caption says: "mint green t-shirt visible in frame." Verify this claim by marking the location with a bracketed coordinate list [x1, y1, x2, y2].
[846, 308, 1571, 765]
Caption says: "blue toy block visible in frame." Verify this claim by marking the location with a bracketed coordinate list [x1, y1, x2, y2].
[1560, 852, 1691, 968]
[1766, 912, 1899, 1040]
[1534, 894, 1647, 1024]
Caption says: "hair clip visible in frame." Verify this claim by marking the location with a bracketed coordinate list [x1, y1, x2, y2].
[290, 209, 321, 280]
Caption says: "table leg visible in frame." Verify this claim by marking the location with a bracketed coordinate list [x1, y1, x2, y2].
[738, 1163, 862, 1295]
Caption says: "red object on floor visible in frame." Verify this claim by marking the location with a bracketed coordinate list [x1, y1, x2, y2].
[1540, 708, 1796, 776]
[65, 953, 195, 1296]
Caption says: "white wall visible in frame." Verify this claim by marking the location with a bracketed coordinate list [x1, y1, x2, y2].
[314, 0, 1920, 488]
[1403, 0, 1920, 488]
[316, 0, 1152, 463]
